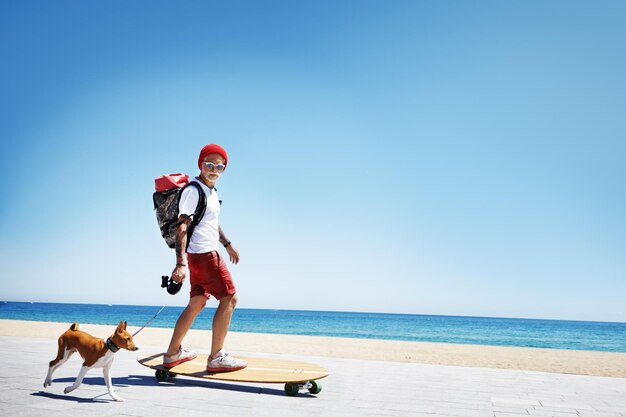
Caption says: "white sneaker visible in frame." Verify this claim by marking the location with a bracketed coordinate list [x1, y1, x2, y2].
[206, 350, 247, 372]
[163, 346, 197, 368]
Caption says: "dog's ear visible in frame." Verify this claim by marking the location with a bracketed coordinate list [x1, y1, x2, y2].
[124, 321, 128, 330]
[117, 321, 124, 332]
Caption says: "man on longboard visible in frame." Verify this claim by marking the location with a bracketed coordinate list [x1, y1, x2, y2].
[163, 143, 247, 372]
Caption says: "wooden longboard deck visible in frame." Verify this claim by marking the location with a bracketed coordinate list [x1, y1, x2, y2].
[138, 353, 329, 384]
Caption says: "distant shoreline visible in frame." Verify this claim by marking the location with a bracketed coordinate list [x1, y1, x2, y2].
[3, 301, 625, 352]
[3, 319, 626, 378]
[3, 300, 624, 324]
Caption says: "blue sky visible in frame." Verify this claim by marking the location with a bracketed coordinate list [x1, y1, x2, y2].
[1, 1, 625, 322]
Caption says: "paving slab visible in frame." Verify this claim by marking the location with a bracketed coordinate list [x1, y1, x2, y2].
[1, 336, 625, 417]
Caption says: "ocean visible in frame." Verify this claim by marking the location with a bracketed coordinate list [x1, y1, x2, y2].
[1, 301, 624, 352]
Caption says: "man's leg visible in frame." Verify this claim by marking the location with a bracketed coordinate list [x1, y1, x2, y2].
[167, 295, 206, 355]
[210, 293, 238, 357]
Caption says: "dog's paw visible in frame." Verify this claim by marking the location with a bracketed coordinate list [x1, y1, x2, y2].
[111, 395, 124, 402]
[64, 385, 75, 394]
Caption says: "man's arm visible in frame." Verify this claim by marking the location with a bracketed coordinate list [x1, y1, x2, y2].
[218, 226, 230, 248]
[172, 215, 192, 283]
[219, 226, 240, 264]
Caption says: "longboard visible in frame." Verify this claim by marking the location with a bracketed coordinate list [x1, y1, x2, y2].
[137, 353, 329, 396]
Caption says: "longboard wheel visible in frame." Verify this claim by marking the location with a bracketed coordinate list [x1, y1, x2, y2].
[284, 383, 299, 396]
[308, 380, 322, 394]
[155, 369, 170, 381]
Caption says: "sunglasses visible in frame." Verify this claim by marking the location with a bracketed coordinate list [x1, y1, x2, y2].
[204, 162, 226, 172]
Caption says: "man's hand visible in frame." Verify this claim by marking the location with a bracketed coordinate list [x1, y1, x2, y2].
[171, 265, 187, 283]
[226, 245, 240, 264]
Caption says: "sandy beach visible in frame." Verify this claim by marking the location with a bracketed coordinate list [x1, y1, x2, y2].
[2, 318, 625, 378]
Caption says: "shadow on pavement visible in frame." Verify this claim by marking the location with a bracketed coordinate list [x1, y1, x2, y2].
[41, 375, 316, 398]
[31, 391, 114, 403]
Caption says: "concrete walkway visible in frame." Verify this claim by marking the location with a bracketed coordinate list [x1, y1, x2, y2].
[1, 336, 625, 417]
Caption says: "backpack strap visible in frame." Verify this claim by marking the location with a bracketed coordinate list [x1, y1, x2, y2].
[177, 181, 207, 251]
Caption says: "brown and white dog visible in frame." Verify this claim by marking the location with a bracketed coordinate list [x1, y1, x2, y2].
[44, 321, 138, 402]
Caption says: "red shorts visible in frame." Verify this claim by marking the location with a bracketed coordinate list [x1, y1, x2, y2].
[187, 251, 236, 300]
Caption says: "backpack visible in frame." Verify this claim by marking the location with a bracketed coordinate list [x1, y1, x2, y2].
[153, 173, 206, 249]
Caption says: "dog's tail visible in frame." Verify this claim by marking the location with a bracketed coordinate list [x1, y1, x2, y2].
[69, 323, 80, 331]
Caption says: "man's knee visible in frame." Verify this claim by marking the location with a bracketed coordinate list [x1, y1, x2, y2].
[189, 296, 207, 312]
[222, 293, 238, 309]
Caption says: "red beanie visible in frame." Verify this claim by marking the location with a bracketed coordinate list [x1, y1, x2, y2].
[198, 144, 228, 170]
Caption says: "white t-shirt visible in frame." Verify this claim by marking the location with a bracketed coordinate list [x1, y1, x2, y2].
[178, 178, 221, 254]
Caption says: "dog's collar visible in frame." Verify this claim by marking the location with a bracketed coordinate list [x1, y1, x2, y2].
[105, 338, 120, 353]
